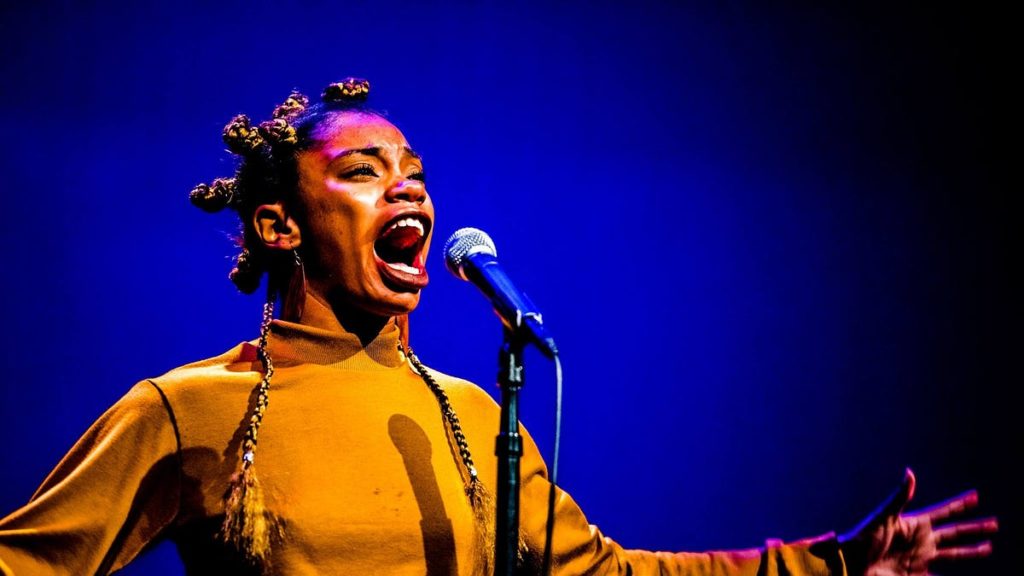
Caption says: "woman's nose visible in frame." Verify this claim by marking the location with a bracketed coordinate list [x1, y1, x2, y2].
[385, 179, 427, 204]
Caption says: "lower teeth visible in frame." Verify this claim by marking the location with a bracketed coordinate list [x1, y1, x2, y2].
[386, 262, 421, 275]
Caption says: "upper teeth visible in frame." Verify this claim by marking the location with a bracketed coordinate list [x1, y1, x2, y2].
[388, 217, 425, 236]
[386, 262, 422, 275]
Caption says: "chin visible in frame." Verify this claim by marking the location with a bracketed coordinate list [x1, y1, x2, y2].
[362, 289, 422, 318]
[322, 283, 421, 322]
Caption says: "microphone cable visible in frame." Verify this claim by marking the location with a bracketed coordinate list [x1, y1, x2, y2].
[443, 226, 563, 572]
[541, 354, 563, 576]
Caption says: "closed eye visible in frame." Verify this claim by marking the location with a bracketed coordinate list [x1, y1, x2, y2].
[341, 163, 379, 180]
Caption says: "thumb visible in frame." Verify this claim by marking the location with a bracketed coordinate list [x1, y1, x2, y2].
[839, 468, 917, 548]
[879, 467, 916, 519]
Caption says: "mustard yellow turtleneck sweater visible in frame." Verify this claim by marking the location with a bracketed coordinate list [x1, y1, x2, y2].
[0, 320, 846, 575]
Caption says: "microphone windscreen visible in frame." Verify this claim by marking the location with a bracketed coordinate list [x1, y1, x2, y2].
[444, 227, 498, 279]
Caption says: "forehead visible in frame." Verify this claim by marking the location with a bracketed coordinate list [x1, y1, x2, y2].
[311, 112, 410, 154]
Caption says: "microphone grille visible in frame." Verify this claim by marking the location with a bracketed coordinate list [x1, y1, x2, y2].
[444, 227, 497, 279]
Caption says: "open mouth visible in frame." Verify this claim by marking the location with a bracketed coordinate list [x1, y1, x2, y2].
[373, 214, 430, 291]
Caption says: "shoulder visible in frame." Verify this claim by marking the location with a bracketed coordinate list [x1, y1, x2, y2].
[144, 342, 263, 409]
[412, 363, 504, 446]
[149, 342, 258, 389]
[95, 379, 177, 432]
[141, 342, 262, 444]
[416, 363, 499, 412]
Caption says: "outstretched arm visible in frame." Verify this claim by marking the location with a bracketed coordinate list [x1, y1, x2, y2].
[839, 468, 998, 576]
[0, 381, 180, 575]
[514, 425, 845, 575]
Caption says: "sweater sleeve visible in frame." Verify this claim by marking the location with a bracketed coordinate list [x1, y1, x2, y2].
[517, 428, 848, 576]
[0, 380, 182, 576]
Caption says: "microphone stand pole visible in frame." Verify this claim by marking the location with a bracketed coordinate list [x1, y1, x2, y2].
[495, 328, 525, 576]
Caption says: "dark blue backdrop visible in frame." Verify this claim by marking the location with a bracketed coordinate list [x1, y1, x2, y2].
[0, 2, 1016, 574]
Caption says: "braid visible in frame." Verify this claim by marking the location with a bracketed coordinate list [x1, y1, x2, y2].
[246, 299, 276, 460]
[407, 349, 481, 485]
[192, 78, 460, 568]
[221, 298, 282, 564]
[404, 346, 496, 572]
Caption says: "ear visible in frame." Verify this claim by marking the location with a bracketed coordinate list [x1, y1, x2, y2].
[253, 202, 302, 251]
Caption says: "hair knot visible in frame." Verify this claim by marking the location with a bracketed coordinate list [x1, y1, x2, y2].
[272, 91, 309, 119]
[322, 78, 370, 103]
[189, 177, 238, 213]
[259, 118, 298, 147]
[229, 248, 263, 294]
[223, 114, 267, 156]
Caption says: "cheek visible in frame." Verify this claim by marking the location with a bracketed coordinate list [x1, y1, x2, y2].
[306, 205, 380, 277]
[304, 196, 359, 240]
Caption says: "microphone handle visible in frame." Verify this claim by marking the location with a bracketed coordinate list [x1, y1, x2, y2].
[463, 252, 558, 358]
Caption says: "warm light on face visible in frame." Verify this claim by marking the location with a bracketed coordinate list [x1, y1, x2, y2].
[294, 112, 434, 319]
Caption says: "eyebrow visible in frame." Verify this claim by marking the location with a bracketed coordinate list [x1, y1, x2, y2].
[329, 146, 422, 162]
[330, 147, 381, 161]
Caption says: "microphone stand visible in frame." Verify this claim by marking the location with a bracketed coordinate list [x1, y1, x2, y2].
[495, 328, 525, 576]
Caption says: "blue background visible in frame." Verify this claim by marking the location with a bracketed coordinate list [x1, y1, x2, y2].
[0, 2, 1017, 573]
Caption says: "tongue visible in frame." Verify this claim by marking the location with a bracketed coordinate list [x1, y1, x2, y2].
[376, 226, 429, 290]
[382, 227, 422, 251]
[377, 226, 423, 265]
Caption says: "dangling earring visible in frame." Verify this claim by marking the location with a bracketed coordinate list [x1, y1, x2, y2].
[395, 315, 410, 357]
[282, 249, 306, 322]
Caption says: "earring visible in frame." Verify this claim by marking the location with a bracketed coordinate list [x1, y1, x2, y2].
[282, 249, 306, 322]
[396, 315, 410, 358]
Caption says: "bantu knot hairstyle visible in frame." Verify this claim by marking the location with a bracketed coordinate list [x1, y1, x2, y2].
[322, 78, 370, 102]
[188, 78, 373, 294]
[228, 248, 262, 295]
[191, 78, 494, 571]
[188, 177, 238, 213]
[257, 118, 298, 148]
[271, 91, 309, 119]
[223, 114, 268, 156]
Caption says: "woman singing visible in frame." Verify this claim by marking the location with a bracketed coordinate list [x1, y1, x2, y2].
[0, 78, 997, 575]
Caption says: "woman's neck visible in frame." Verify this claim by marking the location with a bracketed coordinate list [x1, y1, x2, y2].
[294, 290, 393, 347]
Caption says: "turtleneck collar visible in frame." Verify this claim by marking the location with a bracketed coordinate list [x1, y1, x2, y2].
[265, 318, 405, 370]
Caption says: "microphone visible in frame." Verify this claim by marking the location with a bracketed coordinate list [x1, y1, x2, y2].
[444, 227, 558, 358]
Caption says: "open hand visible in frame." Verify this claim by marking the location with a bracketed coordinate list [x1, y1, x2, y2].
[839, 468, 998, 576]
